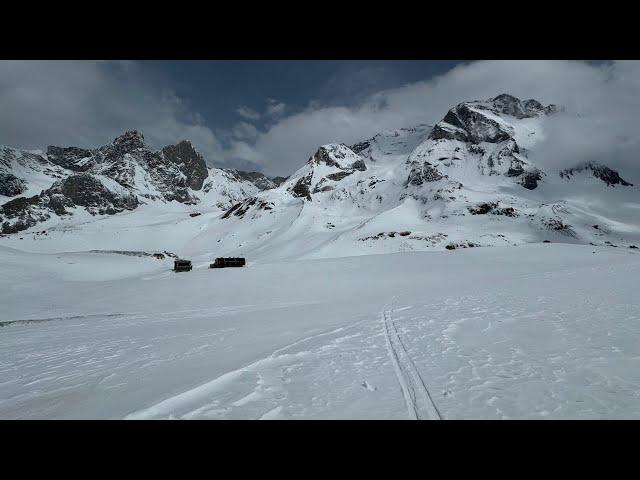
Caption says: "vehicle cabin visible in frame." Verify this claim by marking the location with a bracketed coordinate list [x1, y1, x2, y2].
[174, 259, 193, 272]
[210, 257, 246, 268]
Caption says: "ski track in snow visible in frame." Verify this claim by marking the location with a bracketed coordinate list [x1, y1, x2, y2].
[125, 319, 375, 420]
[381, 299, 443, 420]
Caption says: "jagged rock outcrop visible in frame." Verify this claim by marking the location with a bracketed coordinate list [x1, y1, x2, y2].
[0, 173, 139, 234]
[224, 169, 282, 190]
[283, 144, 368, 202]
[311, 144, 367, 171]
[430, 103, 513, 144]
[406, 161, 444, 186]
[0, 130, 268, 233]
[161, 140, 208, 190]
[1, 146, 67, 199]
[271, 176, 288, 187]
[429, 94, 558, 145]
[560, 162, 633, 187]
[45, 131, 208, 204]
[290, 173, 313, 201]
[0, 173, 26, 197]
[56, 173, 139, 213]
[520, 170, 543, 190]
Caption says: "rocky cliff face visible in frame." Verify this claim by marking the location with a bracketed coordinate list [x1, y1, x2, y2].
[560, 162, 633, 187]
[45, 131, 208, 204]
[0, 173, 139, 234]
[0, 131, 275, 234]
[223, 169, 285, 191]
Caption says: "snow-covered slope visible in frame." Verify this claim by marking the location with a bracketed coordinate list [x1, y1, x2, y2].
[0, 146, 68, 202]
[2, 243, 639, 419]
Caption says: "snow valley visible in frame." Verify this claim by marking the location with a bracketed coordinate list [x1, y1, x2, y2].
[1, 94, 639, 419]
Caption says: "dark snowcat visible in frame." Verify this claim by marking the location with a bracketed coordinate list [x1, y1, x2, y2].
[210, 257, 246, 268]
[174, 259, 193, 272]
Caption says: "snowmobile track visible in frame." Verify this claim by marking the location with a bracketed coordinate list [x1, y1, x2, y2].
[381, 300, 443, 420]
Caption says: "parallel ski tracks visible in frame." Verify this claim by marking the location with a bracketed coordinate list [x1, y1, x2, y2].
[381, 299, 443, 420]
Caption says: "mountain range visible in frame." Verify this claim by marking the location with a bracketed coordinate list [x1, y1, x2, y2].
[1, 93, 638, 260]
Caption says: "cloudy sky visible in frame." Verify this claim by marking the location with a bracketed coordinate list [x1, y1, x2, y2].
[1, 60, 638, 178]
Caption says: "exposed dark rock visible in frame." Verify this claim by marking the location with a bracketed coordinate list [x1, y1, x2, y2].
[223, 169, 279, 190]
[290, 173, 312, 201]
[350, 141, 370, 154]
[491, 94, 529, 119]
[0, 173, 139, 234]
[0, 195, 41, 217]
[222, 202, 242, 219]
[45, 131, 211, 205]
[112, 130, 145, 151]
[161, 141, 208, 190]
[505, 158, 526, 177]
[560, 162, 632, 187]
[312, 146, 341, 167]
[407, 162, 444, 186]
[351, 159, 367, 171]
[446, 241, 480, 250]
[271, 176, 288, 187]
[46, 146, 94, 172]
[520, 170, 543, 190]
[57, 174, 138, 213]
[221, 197, 275, 219]
[494, 207, 518, 217]
[468, 202, 497, 215]
[523, 99, 545, 115]
[544, 104, 559, 115]
[430, 103, 513, 144]
[327, 171, 354, 182]
[542, 218, 576, 237]
[0, 173, 27, 197]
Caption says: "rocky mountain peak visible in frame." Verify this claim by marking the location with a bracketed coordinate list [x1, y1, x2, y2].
[560, 162, 633, 187]
[491, 93, 529, 118]
[113, 130, 145, 151]
[310, 144, 366, 171]
[430, 103, 513, 144]
[161, 140, 208, 191]
[223, 169, 282, 191]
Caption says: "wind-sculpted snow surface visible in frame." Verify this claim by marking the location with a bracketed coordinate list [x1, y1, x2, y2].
[1, 244, 640, 419]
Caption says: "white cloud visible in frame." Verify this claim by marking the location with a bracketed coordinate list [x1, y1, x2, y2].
[231, 60, 640, 178]
[231, 121, 259, 141]
[0, 60, 226, 165]
[236, 105, 261, 121]
[266, 99, 286, 117]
